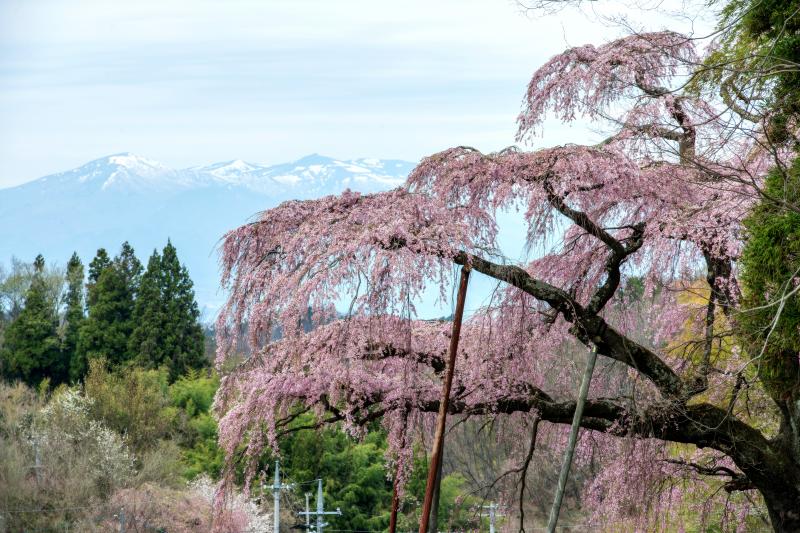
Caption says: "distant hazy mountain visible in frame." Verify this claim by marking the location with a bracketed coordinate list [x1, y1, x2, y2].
[0, 153, 415, 316]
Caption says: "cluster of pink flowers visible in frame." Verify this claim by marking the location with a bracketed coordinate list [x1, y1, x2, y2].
[516, 31, 696, 137]
[216, 188, 494, 367]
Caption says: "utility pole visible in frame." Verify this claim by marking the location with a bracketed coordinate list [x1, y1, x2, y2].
[316, 478, 323, 533]
[298, 479, 341, 533]
[268, 461, 294, 533]
[482, 503, 502, 533]
[305, 493, 311, 531]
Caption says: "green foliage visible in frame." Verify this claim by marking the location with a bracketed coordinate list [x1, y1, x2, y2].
[170, 368, 218, 414]
[116, 241, 144, 294]
[2, 241, 205, 386]
[737, 0, 800, 141]
[169, 369, 224, 479]
[739, 160, 800, 400]
[87, 247, 111, 284]
[437, 472, 485, 531]
[63, 252, 86, 383]
[75, 244, 141, 375]
[256, 414, 485, 532]
[129, 241, 206, 380]
[0, 259, 31, 324]
[279, 426, 392, 532]
[0, 255, 65, 385]
[82, 362, 225, 479]
[710, 0, 800, 143]
[0, 256, 66, 326]
[84, 359, 177, 454]
[76, 262, 133, 368]
[394, 448, 487, 532]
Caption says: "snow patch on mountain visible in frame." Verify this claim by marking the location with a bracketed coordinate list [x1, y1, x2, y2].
[0, 153, 416, 312]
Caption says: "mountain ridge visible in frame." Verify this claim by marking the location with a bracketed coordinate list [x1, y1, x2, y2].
[4, 152, 412, 195]
[0, 153, 416, 314]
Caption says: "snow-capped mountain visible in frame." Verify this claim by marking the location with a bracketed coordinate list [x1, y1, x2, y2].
[192, 154, 409, 194]
[0, 153, 415, 315]
[8, 152, 410, 196]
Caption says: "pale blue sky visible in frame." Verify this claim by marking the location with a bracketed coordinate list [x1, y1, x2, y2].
[0, 0, 714, 188]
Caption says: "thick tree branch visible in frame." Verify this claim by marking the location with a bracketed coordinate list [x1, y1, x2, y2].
[663, 458, 755, 492]
[286, 379, 776, 496]
[587, 222, 646, 313]
[721, 77, 763, 123]
[269, 346, 781, 512]
[539, 178, 646, 313]
[454, 251, 688, 399]
[542, 179, 625, 256]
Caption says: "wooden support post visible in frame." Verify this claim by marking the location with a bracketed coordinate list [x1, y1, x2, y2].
[418, 265, 471, 533]
[546, 344, 598, 533]
[389, 469, 400, 533]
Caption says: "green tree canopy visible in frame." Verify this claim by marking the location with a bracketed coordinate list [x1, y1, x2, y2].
[0, 255, 63, 385]
[63, 252, 85, 383]
[87, 247, 111, 285]
[75, 243, 142, 376]
[129, 241, 206, 380]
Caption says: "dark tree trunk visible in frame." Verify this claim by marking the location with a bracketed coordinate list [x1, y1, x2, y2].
[760, 480, 800, 532]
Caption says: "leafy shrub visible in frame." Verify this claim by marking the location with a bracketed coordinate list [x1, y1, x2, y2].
[0, 384, 134, 532]
[170, 370, 225, 479]
[84, 359, 177, 453]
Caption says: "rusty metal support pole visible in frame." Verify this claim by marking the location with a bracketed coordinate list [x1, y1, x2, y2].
[418, 265, 471, 533]
[389, 467, 401, 533]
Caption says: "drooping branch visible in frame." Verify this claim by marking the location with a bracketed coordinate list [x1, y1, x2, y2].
[262, 351, 775, 499]
[454, 251, 688, 399]
[214, 26, 799, 530]
[518, 416, 540, 533]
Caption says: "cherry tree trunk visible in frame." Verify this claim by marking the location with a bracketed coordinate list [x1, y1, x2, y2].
[758, 456, 800, 531]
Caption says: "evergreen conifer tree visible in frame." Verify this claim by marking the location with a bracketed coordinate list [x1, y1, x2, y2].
[76, 243, 141, 371]
[116, 241, 143, 297]
[0, 255, 61, 385]
[87, 248, 111, 285]
[129, 249, 163, 366]
[129, 241, 205, 379]
[62, 252, 86, 382]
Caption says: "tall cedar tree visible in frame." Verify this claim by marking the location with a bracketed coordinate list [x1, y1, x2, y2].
[129, 241, 205, 380]
[63, 252, 85, 383]
[0, 255, 62, 385]
[116, 241, 143, 292]
[87, 248, 111, 286]
[75, 243, 142, 375]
